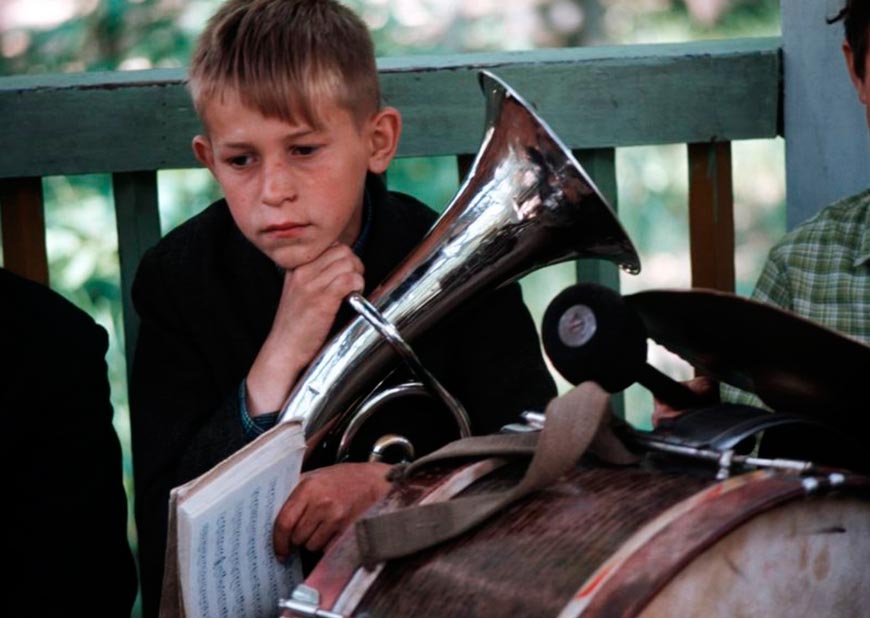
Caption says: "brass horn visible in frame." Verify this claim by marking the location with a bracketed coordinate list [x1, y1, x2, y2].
[278, 70, 641, 465]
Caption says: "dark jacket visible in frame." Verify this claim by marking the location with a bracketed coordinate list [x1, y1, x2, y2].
[130, 176, 556, 616]
[1, 268, 137, 617]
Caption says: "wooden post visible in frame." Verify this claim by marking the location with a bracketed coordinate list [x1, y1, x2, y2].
[112, 171, 162, 372]
[573, 148, 621, 291]
[687, 141, 735, 292]
[574, 148, 625, 418]
[0, 177, 49, 285]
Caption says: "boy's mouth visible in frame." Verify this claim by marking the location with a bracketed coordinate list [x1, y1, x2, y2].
[263, 222, 309, 238]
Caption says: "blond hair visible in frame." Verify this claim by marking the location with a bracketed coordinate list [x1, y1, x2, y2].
[189, 0, 380, 128]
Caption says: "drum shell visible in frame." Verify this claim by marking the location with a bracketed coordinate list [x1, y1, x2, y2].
[639, 496, 870, 617]
[294, 462, 870, 617]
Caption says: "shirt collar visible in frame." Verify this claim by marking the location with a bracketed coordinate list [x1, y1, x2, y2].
[352, 188, 374, 256]
[855, 190, 870, 268]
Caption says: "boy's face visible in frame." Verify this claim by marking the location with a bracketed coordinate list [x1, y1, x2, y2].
[193, 91, 399, 269]
[843, 35, 870, 128]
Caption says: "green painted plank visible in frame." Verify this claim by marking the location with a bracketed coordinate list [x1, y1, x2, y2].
[112, 170, 162, 371]
[1, 78, 200, 179]
[572, 148, 624, 418]
[375, 37, 778, 72]
[385, 38, 780, 157]
[573, 148, 621, 292]
[0, 38, 780, 179]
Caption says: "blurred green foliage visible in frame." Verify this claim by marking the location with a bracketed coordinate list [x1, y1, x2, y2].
[1, 2, 784, 610]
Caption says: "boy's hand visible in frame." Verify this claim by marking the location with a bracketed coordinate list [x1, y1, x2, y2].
[273, 462, 392, 558]
[246, 244, 364, 415]
[651, 376, 718, 427]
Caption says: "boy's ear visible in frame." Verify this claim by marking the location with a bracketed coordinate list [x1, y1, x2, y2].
[842, 40, 868, 105]
[192, 135, 216, 171]
[366, 107, 402, 174]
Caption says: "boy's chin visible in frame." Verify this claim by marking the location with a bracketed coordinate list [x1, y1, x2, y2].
[269, 253, 308, 272]
[266, 244, 324, 271]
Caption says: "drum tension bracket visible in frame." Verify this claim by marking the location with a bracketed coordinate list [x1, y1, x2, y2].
[636, 436, 822, 479]
[279, 584, 346, 618]
[518, 412, 819, 480]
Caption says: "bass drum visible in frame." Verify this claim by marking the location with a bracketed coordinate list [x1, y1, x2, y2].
[287, 459, 870, 617]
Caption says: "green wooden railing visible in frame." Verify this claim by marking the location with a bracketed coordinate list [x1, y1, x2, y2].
[0, 38, 781, 370]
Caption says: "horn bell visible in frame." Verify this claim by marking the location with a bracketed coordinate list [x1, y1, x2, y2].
[278, 70, 640, 458]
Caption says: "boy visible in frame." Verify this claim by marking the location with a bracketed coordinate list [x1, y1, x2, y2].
[747, 0, 868, 347]
[130, 0, 556, 615]
[653, 0, 868, 422]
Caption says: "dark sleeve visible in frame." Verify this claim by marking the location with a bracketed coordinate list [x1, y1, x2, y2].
[440, 282, 557, 435]
[129, 253, 247, 618]
[5, 279, 137, 616]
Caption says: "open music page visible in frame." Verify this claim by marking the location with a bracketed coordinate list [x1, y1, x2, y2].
[162, 421, 305, 618]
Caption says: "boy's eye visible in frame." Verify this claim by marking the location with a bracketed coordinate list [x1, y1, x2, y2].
[290, 145, 319, 157]
[226, 154, 254, 168]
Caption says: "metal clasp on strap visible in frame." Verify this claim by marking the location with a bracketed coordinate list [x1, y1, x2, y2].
[716, 449, 735, 480]
[279, 585, 346, 618]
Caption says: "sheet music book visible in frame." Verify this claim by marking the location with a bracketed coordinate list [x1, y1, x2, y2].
[160, 421, 305, 618]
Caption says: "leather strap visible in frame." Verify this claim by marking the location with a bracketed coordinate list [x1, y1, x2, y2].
[385, 432, 539, 481]
[355, 382, 635, 567]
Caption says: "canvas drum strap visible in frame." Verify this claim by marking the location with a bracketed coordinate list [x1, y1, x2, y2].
[355, 381, 638, 568]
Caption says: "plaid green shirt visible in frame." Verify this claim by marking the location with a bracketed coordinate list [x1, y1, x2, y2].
[725, 188, 870, 407]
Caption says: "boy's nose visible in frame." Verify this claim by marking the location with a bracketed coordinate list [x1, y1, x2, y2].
[261, 160, 297, 206]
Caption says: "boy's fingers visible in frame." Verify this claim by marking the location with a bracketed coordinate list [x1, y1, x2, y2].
[299, 243, 361, 277]
[307, 521, 338, 552]
[273, 492, 308, 559]
[329, 272, 365, 295]
[288, 248, 363, 294]
[309, 256, 364, 290]
[652, 405, 683, 427]
[687, 376, 718, 398]
[291, 511, 323, 548]
[273, 464, 393, 554]
[292, 267, 364, 308]
[651, 376, 719, 428]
